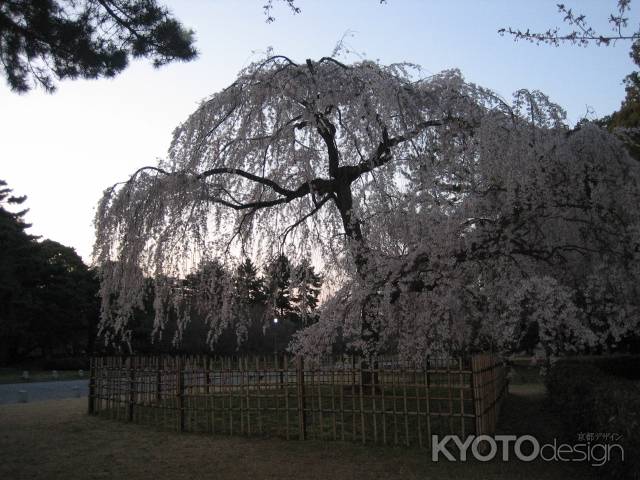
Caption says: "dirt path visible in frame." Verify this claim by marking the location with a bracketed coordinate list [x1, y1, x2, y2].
[0, 380, 88, 405]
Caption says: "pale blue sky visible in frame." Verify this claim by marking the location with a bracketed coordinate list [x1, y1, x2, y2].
[1, 0, 635, 261]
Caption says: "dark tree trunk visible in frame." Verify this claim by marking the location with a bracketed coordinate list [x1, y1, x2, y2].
[334, 175, 380, 388]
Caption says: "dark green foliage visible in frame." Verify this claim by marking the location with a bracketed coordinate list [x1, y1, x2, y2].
[114, 255, 323, 356]
[546, 358, 640, 480]
[0, 180, 99, 365]
[596, 39, 640, 159]
[264, 254, 323, 328]
[0, 0, 197, 92]
[234, 258, 265, 304]
[31, 239, 99, 357]
[292, 258, 322, 327]
[42, 356, 88, 370]
[264, 253, 294, 322]
[0, 180, 37, 363]
[593, 355, 640, 380]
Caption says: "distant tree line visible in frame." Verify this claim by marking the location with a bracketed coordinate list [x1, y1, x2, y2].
[0, 180, 99, 365]
[0, 179, 324, 365]
[112, 254, 323, 356]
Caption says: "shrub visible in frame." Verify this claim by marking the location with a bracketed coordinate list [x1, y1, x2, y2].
[592, 355, 640, 380]
[546, 358, 640, 480]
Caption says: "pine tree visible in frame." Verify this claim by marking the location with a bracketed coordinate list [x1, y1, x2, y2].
[1, 0, 197, 92]
[0, 180, 99, 363]
[0, 180, 37, 363]
[264, 254, 294, 322]
[234, 258, 265, 304]
[292, 259, 322, 326]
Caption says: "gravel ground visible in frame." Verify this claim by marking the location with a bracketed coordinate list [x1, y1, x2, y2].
[0, 379, 88, 405]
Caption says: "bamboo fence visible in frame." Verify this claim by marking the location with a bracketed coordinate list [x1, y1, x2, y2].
[88, 353, 507, 447]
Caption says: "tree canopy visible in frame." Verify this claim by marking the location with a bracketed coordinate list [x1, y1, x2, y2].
[0, 0, 197, 92]
[94, 55, 640, 361]
[0, 180, 99, 364]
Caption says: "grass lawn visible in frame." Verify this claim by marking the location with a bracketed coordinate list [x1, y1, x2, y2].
[0, 368, 86, 384]
[0, 378, 600, 480]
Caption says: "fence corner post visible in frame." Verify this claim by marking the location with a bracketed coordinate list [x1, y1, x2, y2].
[88, 356, 96, 415]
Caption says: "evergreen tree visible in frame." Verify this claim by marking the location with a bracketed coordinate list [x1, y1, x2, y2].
[292, 258, 322, 326]
[1, 0, 197, 92]
[234, 258, 265, 304]
[0, 180, 99, 364]
[264, 254, 294, 322]
[0, 180, 38, 363]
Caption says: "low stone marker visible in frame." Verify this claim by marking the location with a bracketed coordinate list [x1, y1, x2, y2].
[18, 390, 28, 403]
[52, 370, 59, 380]
[78, 369, 84, 377]
[21, 371, 29, 381]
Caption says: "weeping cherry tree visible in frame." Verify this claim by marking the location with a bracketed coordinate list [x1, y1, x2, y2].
[94, 54, 640, 360]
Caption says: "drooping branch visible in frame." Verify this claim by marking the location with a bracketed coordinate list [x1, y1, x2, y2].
[344, 119, 448, 181]
[499, 1, 640, 47]
[281, 193, 334, 245]
[198, 167, 297, 197]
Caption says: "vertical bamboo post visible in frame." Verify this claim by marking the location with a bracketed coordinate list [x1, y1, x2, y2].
[177, 356, 185, 432]
[359, 358, 366, 444]
[331, 367, 337, 441]
[115, 357, 120, 420]
[184, 357, 190, 431]
[447, 359, 453, 435]
[392, 362, 398, 445]
[381, 362, 387, 445]
[296, 356, 307, 440]
[339, 359, 345, 441]
[113, 357, 118, 420]
[155, 358, 162, 405]
[274, 354, 280, 434]
[238, 357, 245, 435]
[425, 358, 432, 446]
[471, 354, 481, 435]
[284, 355, 290, 440]
[119, 356, 124, 420]
[317, 366, 324, 439]
[96, 356, 103, 414]
[205, 356, 212, 433]
[128, 356, 135, 422]
[228, 357, 233, 436]
[492, 355, 498, 433]
[415, 364, 423, 448]
[88, 356, 96, 415]
[458, 357, 465, 437]
[402, 364, 409, 446]
[279, 353, 285, 390]
[308, 366, 316, 440]
[371, 361, 378, 444]
[256, 356, 263, 435]
[351, 357, 356, 441]
[105, 357, 111, 418]
[109, 357, 114, 420]
[245, 357, 251, 436]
